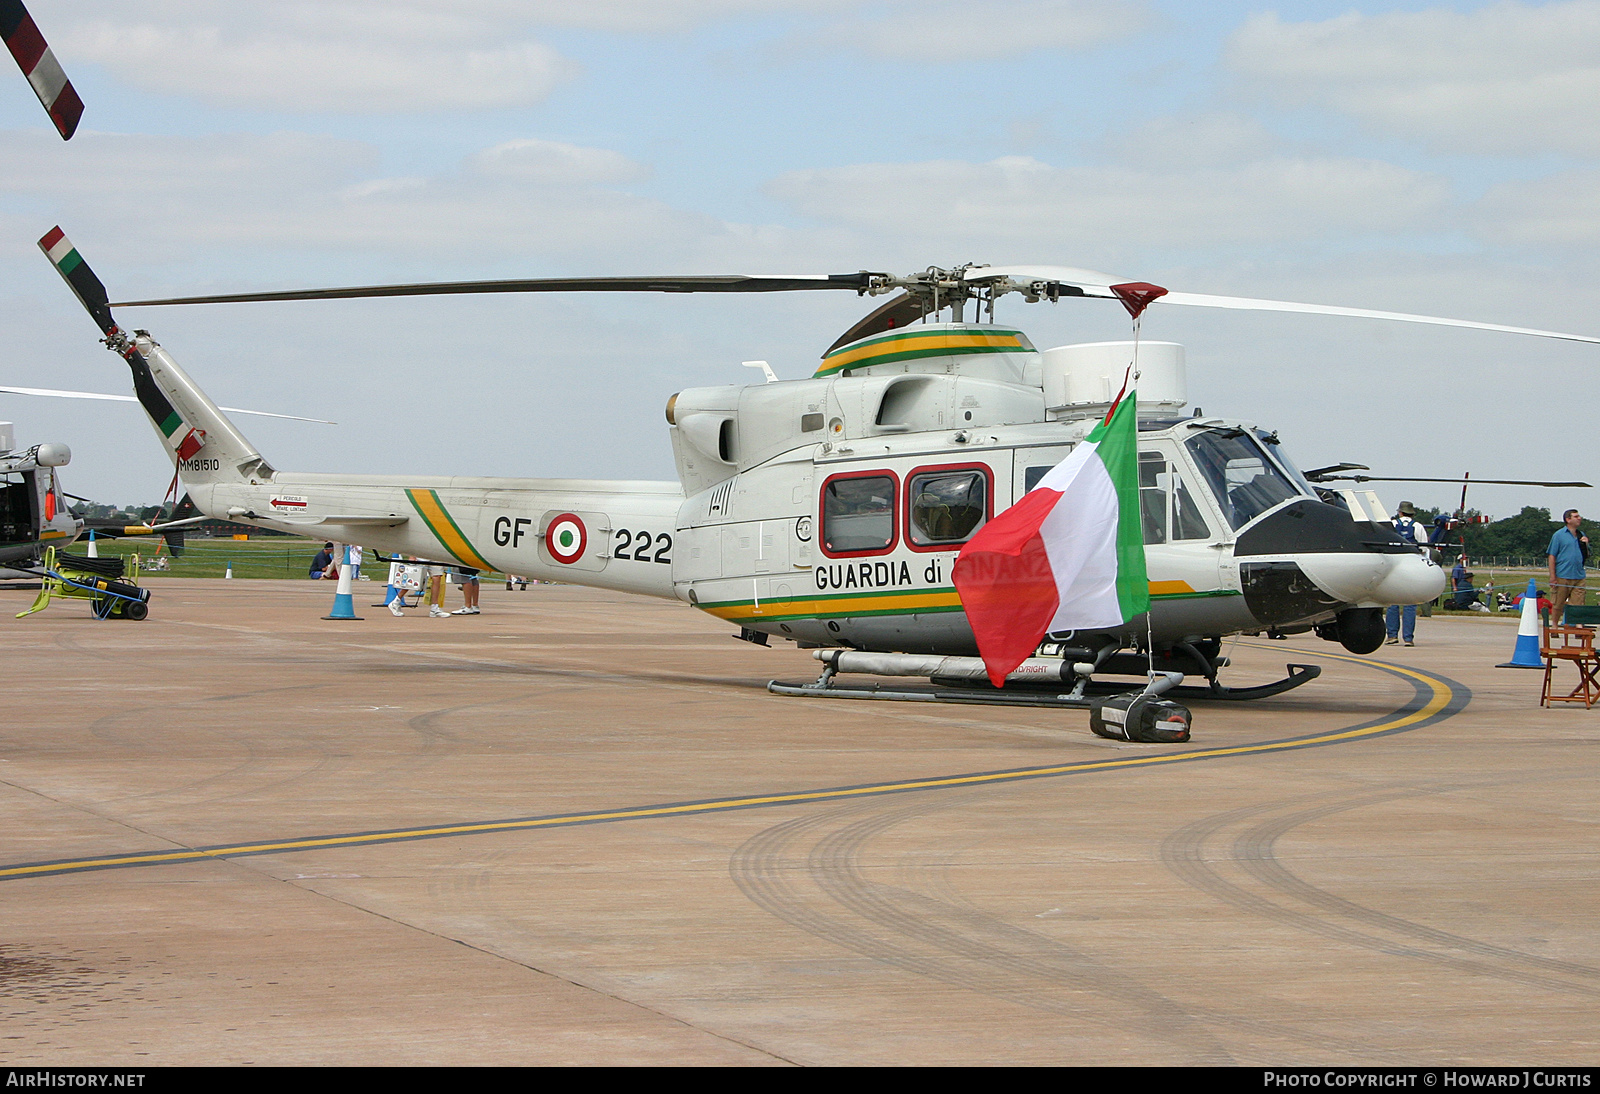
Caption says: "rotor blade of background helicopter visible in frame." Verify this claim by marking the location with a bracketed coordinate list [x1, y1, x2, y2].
[1320, 475, 1593, 488]
[825, 292, 927, 355]
[0, 385, 337, 424]
[1302, 463, 1371, 481]
[2, 0, 83, 139]
[110, 272, 880, 308]
[1157, 292, 1600, 345]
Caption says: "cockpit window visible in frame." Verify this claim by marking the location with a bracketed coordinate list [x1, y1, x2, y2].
[1140, 451, 1212, 544]
[1185, 430, 1300, 531]
[1254, 429, 1317, 497]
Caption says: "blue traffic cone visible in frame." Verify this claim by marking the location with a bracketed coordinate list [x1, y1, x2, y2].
[1496, 579, 1544, 668]
[86, 529, 98, 558]
[322, 546, 363, 621]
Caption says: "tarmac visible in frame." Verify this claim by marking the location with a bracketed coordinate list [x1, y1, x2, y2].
[0, 577, 1595, 1066]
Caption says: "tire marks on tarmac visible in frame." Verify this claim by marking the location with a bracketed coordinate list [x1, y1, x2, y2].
[1160, 784, 1600, 1000]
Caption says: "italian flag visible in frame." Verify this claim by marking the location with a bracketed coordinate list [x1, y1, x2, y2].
[952, 391, 1149, 686]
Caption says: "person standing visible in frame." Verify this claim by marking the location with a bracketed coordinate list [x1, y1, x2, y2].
[425, 564, 450, 618]
[1548, 508, 1590, 624]
[1385, 501, 1428, 646]
[451, 567, 481, 615]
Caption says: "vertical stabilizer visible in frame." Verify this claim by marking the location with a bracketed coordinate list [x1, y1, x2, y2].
[131, 333, 275, 484]
[38, 227, 274, 486]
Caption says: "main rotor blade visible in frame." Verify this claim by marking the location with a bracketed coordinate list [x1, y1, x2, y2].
[0, 385, 336, 424]
[1321, 474, 1593, 488]
[111, 272, 879, 308]
[1157, 292, 1600, 345]
[1303, 462, 1371, 482]
[825, 292, 926, 355]
[2, 0, 83, 139]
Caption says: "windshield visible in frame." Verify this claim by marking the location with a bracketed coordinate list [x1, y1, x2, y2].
[1185, 429, 1300, 531]
[1254, 429, 1317, 497]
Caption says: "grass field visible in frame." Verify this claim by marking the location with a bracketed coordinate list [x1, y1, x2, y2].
[62, 537, 1598, 612]
[75, 535, 354, 580]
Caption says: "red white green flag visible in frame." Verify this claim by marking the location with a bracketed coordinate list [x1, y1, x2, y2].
[952, 391, 1150, 686]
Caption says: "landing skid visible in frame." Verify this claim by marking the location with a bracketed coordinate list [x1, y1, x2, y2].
[767, 663, 1321, 706]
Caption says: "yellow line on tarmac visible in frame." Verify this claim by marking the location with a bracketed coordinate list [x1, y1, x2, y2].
[0, 653, 1461, 882]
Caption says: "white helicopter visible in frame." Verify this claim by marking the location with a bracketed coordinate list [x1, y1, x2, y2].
[0, 419, 78, 568]
[37, 228, 1600, 706]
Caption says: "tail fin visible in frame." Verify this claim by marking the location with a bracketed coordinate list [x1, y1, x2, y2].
[39, 227, 275, 485]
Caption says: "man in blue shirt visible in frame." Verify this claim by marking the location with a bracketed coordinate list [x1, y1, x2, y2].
[1548, 509, 1590, 623]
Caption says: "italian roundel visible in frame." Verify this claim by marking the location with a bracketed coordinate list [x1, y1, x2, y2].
[544, 513, 587, 564]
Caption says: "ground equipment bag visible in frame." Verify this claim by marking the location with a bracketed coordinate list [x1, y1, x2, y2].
[1089, 692, 1192, 743]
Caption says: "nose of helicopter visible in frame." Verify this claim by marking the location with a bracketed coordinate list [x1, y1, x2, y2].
[1370, 551, 1446, 606]
[1296, 550, 1444, 606]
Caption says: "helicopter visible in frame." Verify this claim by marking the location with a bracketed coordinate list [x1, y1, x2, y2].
[0, 418, 79, 570]
[1302, 466, 1593, 559]
[36, 227, 1600, 705]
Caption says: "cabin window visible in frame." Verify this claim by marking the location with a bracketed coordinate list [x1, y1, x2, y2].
[1185, 430, 1298, 531]
[908, 467, 989, 548]
[821, 472, 898, 556]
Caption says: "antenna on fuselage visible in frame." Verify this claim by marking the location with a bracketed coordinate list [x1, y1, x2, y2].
[742, 360, 779, 383]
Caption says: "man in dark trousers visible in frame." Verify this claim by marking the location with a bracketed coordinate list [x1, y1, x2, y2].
[309, 541, 335, 579]
[1548, 509, 1590, 623]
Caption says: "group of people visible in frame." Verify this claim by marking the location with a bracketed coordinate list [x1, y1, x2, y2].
[310, 543, 483, 617]
[390, 564, 479, 619]
[1384, 503, 1590, 646]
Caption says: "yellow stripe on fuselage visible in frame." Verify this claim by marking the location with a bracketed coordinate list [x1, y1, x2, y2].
[816, 330, 1026, 375]
[700, 578, 1221, 623]
[701, 587, 964, 623]
[405, 489, 491, 570]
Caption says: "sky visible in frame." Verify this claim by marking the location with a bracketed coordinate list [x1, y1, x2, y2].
[1, 0, 1596, 520]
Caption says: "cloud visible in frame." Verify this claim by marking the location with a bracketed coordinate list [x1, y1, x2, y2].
[58, 8, 576, 113]
[1473, 167, 1600, 246]
[40, 1, 1144, 113]
[469, 139, 649, 185]
[0, 127, 861, 278]
[807, 0, 1150, 62]
[765, 153, 1449, 256]
[1226, 1, 1600, 155]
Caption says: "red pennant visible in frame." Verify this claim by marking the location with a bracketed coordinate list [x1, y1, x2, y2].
[1109, 282, 1168, 321]
[175, 428, 206, 461]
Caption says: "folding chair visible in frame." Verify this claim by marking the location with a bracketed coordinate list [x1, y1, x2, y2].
[1541, 611, 1600, 708]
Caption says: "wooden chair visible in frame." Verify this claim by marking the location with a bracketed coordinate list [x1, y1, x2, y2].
[1562, 603, 1600, 628]
[1541, 610, 1600, 708]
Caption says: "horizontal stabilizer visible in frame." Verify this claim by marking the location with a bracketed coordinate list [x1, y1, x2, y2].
[264, 515, 411, 528]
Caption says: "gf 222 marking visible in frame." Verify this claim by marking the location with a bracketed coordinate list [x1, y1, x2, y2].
[613, 529, 672, 563]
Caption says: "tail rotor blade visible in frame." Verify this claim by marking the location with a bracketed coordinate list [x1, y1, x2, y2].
[38, 226, 115, 333]
[37, 227, 189, 443]
[2, 1, 82, 139]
